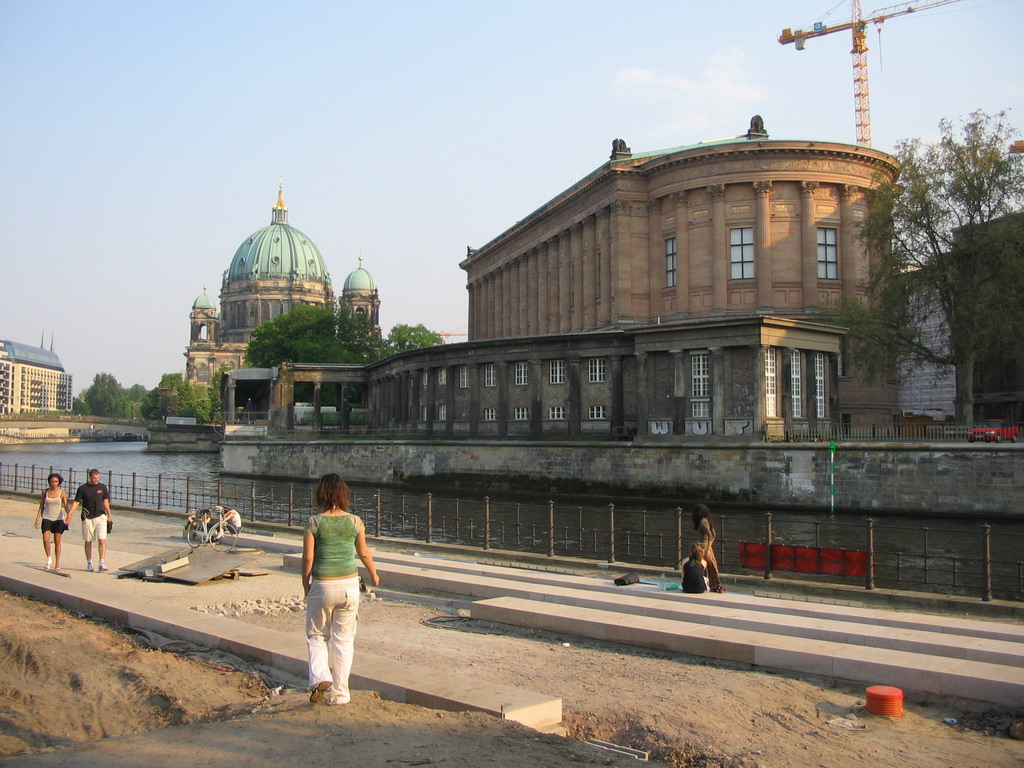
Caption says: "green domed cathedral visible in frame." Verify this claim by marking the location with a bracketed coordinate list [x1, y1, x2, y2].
[185, 188, 379, 384]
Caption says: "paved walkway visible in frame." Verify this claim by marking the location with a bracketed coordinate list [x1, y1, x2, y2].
[2, 493, 1022, 730]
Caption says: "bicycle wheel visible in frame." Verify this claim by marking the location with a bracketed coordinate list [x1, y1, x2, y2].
[186, 523, 204, 549]
[210, 523, 237, 551]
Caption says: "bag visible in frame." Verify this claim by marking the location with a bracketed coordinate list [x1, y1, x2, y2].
[614, 572, 640, 586]
[106, 520, 113, 534]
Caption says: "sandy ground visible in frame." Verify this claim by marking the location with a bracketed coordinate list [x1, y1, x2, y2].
[0, 496, 1022, 768]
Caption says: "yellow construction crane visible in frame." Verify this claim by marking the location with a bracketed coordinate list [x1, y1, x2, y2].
[780, 0, 963, 147]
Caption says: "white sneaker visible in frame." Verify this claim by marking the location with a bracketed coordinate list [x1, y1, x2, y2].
[98, 561, 108, 572]
[87, 562, 95, 572]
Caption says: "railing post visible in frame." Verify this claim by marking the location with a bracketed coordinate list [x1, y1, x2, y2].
[982, 523, 993, 602]
[131, 472, 137, 507]
[157, 474, 163, 510]
[186, 477, 191, 513]
[763, 512, 773, 580]
[250, 480, 257, 522]
[548, 500, 555, 557]
[217, 478, 223, 507]
[288, 483, 295, 527]
[31, 465, 36, 493]
[483, 496, 491, 551]
[608, 503, 616, 564]
[375, 490, 382, 537]
[865, 517, 876, 590]
[426, 493, 433, 544]
[676, 507, 684, 568]
[13, 464, 18, 492]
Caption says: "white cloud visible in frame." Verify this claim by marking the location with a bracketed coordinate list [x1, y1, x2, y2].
[612, 50, 767, 137]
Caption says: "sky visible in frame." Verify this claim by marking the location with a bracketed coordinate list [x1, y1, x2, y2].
[2, 0, 1022, 394]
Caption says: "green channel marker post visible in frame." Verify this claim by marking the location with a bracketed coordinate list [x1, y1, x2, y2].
[829, 440, 836, 514]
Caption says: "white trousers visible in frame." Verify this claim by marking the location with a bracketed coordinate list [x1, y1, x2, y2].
[305, 576, 360, 704]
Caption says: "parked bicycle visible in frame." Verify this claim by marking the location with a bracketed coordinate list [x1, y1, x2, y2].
[183, 506, 239, 551]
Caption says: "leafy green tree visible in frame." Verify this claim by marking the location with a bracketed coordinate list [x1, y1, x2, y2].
[386, 323, 444, 354]
[140, 373, 218, 424]
[245, 304, 388, 367]
[77, 373, 130, 418]
[823, 111, 1024, 422]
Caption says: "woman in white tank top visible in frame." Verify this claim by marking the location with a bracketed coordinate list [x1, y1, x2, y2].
[35, 473, 69, 570]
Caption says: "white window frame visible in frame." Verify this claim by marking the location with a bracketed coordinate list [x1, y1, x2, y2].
[588, 405, 607, 420]
[665, 236, 677, 288]
[549, 359, 565, 384]
[691, 351, 710, 419]
[814, 352, 827, 418]
[514, 406, 529, 421]
[764, 347, 778, 419]
[437, 368, 446, 386]
[422, 370, 429, 386]
[548, 405, 565, 420]
[791, 352, 803, 419]
[420, 405, 429, 421]
[482, 407, 496, 421]
[458, 365, 469, 388]
[817, 227, 838, 280]
[588, 357, 606, 383]
[515, 361, 529, 386]
[730, 226, 754, 279]
[483, 363, 496, 388]
[437, 403, 446, 421]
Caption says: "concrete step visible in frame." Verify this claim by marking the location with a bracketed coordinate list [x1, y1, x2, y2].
[472, 596, 1024, 708]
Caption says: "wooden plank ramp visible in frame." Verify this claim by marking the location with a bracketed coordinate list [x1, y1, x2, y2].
[119, 546, 260, 585]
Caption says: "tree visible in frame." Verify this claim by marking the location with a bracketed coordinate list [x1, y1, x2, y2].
[140, 373, 217, 424]
[77, 373, 130, 418]
[245, 304, 388, 367]
[826, 111, 1024, 422]
[386, 324, 444, 354]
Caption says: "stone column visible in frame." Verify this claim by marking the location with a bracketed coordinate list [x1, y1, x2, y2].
[510, 258, 521, 337]
[537, 244, 550, 336]
[526, 248, 539, 335]
[558, 231, 571, 333]
[671, 350, 687, 435]
[801, 181, 820, 307]
[635, 351, 648, 436]
[466, 281, 476, 342]
[597, 207, 612, 324]
[672, 192, 689, 314]
[548, 236, 561, 335]
[840, 185, 860, 298]
[582, 216, 597, 329]
[445, 365, 455, 436]
[567, 354, 581, 435]
[710, 346, 725, 435]
[754, 181, 773, 310]
[530, 358, 543, 435]
[496, 361, 508, 437]
[610, 354, 624, 435]
[570, 222, 584, 332]
[708, 185, 727, 312]
[467, 362, 479, 436]
[425, 367, 437, 434]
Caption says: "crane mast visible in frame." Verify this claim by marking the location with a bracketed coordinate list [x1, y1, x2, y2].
[779, 0, 963, 147]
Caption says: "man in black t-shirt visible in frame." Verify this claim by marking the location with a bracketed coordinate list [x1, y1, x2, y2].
[66, 469, 113, 572]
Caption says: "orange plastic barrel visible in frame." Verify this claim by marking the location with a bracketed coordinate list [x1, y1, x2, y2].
[865, 685, 904, 717]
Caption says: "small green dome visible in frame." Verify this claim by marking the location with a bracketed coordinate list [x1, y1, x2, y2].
[226, 190, 329, 284]
[344, 266, 376, 291]
[192, 290, 216, 310]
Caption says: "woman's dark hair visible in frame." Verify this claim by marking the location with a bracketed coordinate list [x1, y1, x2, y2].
[692, 503, 713, 531]
[315, 473, 350, 512]
[47, 473, 63, 486]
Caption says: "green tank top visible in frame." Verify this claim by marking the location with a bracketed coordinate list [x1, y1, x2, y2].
[305, 513, 363, 579]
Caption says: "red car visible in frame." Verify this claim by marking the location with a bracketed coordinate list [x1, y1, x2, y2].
[967, 420, 1020, 443]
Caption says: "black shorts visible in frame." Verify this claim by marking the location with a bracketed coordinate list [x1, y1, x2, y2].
[41, 518, 68, 535]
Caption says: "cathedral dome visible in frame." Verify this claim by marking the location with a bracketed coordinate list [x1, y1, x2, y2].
[226, 190, 329, 284]
[192, 289, 215, 310]
[343, 263, 376, 291]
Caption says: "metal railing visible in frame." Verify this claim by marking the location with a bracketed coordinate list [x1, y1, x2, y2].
[2, 461, 1020, 602]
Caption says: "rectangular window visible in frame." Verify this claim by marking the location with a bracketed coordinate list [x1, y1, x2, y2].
[483, 363, 496, 388]
[458, 365, 469, 388]
[514, 406, 529, 421]
[422, 370, 429, 387]
[730, 227, 754, 279]
[515, 361, 529, 386]
[588, 405, 607, 420]
[791, 352, 803, 419]
[588, 357, 606, 383]
[548, 405, 565, 420]
[814, 352, 827, 418]
[549, 359, 565, 384]
[420, 405, 429, 421]
[691, 352, 710, 419]
[665, 237, 677, 288]
[764, 348, 777, 418]
[437, 368, 446, 385]
[817, 227, 838, 279]
[482, 407, 496, 421]
[437, 404, 446, 421]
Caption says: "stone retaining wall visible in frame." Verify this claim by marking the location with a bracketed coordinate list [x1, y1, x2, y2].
[221, 440, 1023, 516]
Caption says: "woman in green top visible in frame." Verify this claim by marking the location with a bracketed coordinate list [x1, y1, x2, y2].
[302, 473, 380, 705]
